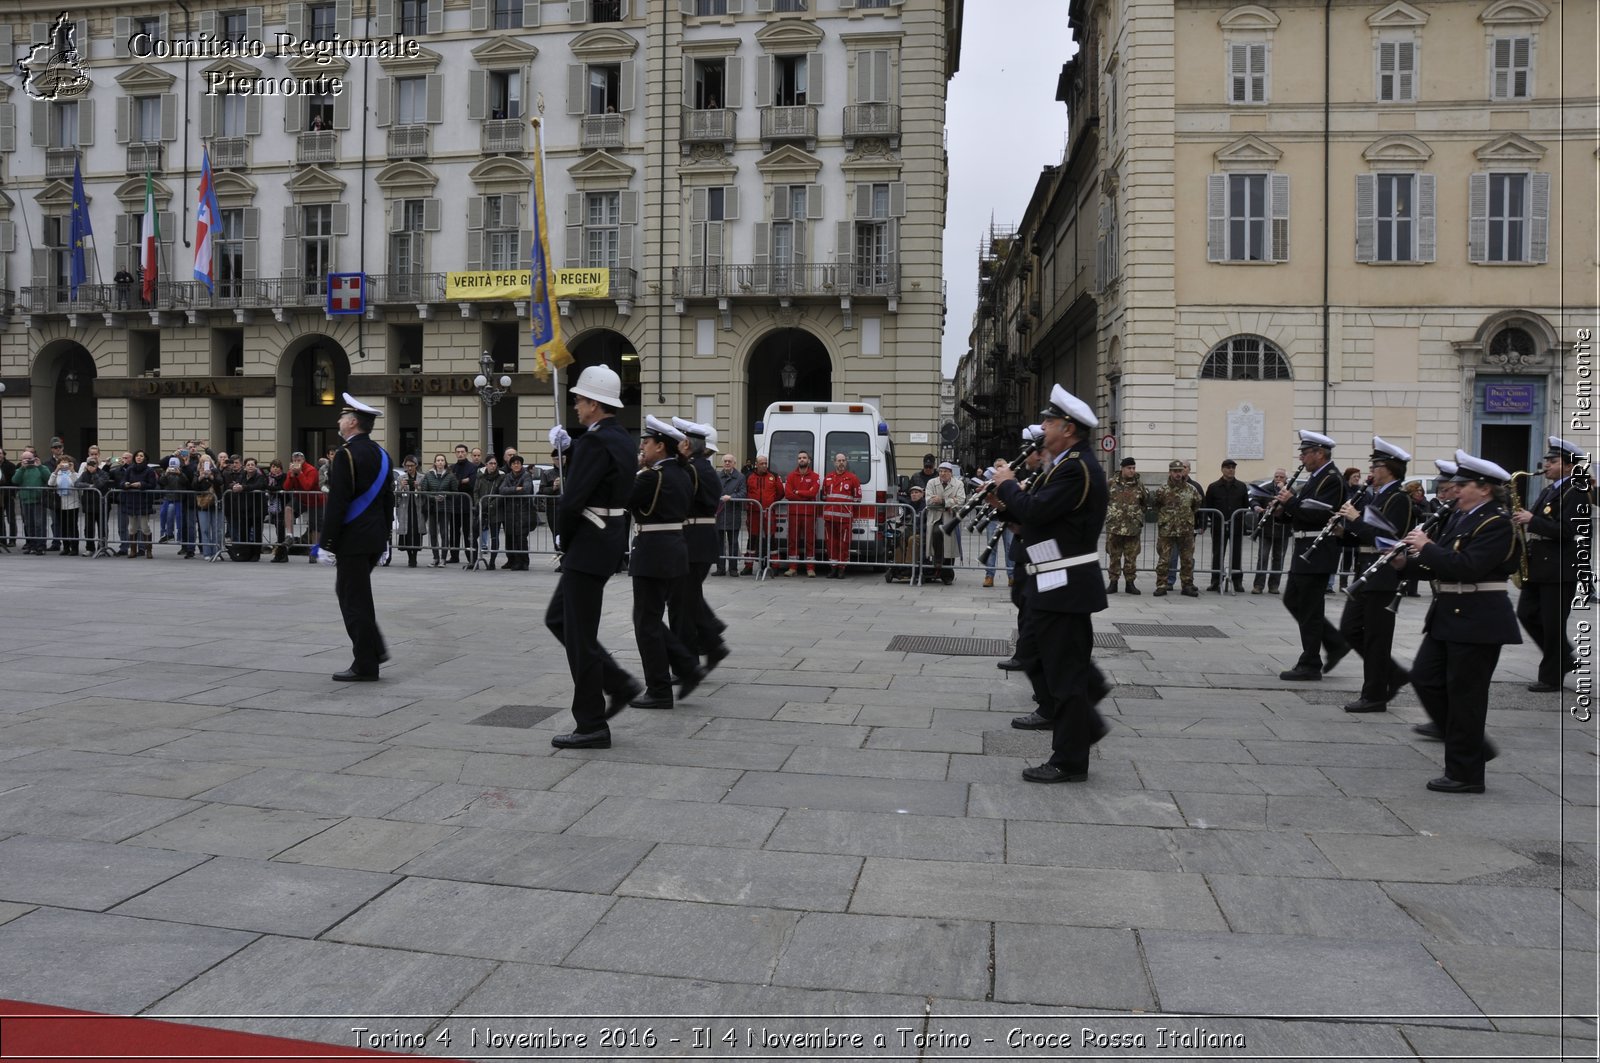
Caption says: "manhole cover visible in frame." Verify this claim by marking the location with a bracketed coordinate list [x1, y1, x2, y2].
[1095, 632, 1131, 650]
[1114, 623, 1230, 639]
[469, 705, 565, 728]
[887, 635, 1015, 656]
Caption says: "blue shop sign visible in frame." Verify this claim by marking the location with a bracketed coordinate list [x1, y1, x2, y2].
[1484, 383, 1535, 414]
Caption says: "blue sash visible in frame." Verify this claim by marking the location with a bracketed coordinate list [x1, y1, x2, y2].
[344, 447, 391, 524]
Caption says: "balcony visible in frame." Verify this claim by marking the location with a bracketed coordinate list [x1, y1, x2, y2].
[125, 142, 163, 175]
[211, 137, 249, 169]
[296, 130, 338, 165]
[681, 108, 735, 151]
[759, 105, 817, 149]
[387, 125, 429, 159]
[44, 149, 81, 179]
[580, 113, 625, 151]
[671, 262, 898, 300]
[481, 118, 524, 155]
[371, 272, 446, 304]
[590, 0, 623, 20]
[843, 103, 900, 148]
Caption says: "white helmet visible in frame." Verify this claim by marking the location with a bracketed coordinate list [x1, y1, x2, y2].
[704, 426, 719, 454]
[571, 364, 623, 407]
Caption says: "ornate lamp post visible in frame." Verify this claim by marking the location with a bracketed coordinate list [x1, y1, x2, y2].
[473, 350, 512, 455]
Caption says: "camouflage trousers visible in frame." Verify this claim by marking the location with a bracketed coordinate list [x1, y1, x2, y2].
[1105, 533, 1141, 580]
[1156, 532, 1196, 587]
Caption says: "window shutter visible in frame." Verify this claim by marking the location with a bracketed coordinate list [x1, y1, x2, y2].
[567, 65, 585, 114]
[1378, 41, 1395, 101]
[726, 56, 743, 107]
[806, 184, 824, 220]
[571, 0, 589, 22]
[426, 0, 443, 33]
[757, 56, 773, 107]
[376, 78, 393, 126]
[198, 96, 215, 138]
[889, 181, 906, 218]
[1528, 171, 1550, 263]
[390, 202, 406, 233]
[78, 100, 95, 146]
[1512, 37, 1530, 96]
[198, 10, 216, 36]
[756, 0, 773, 10]
[31, 249, 49, 291]
[282, 205, 301, 277]
[161, 94, 178, 140]
[836, 220, 853, 265]
[114, 16, 131, 57]
[470, 0, 488, 30]
[682, 57, 694, 107]
[334, 94, 351, 130]
[425, 74, 443, 122]
[1229, 42, 1247, 104]
[689, 219, 705, 268]
[468, 196, 484, 230]
[806, 52, 824, 105]
[855, 183, 874, 220]
[330, 203, 348, 236]
[521, 0, 540, 25]
[564, 192, 582, 268]
[727, 0, 744, 12]
[469, 71, 487, 120]
[618, 219, 634, 274]
[336, 0, 353, 37]
[1396, 40, 1414, 101]
[620, 191, 639, 226]
[840, 0, 855, 8]
[724, 186, 740, 220]
[246, 96, 262, 136]
[792, 219, 807, 266]
[620, 61, 636, 111]
[1206, 173, 1226, 262]
[286, 3, 306, 40]
[753, 221, 770, 290]
[0, 104, 14, 152]
[115, 215, 130, 274]
[115, 97, 130, 144]
[466, 231, 484, 271]
[285, 94, 302, 133]
[0, 221, 12, 254]
[706, 220, 724, 272]
[508, 195, 523, 227]
[247, 7, 264, 38]
[242, 208, 260, 279]
[1354, 173, 1376, 263]
[690, 188, 708, 223]
[1467, 172, 1488, 263]
[374, 0, 394, 35]
[1415, 173, 1435, 263]
[1269, 172, 1290, 261]
[1492, 37, 1510, 98]
[772, 187, 790, 221]
[1250, 43, 1267, 103]
[31, 100, 47, 147]
[679, 0, 693, 13]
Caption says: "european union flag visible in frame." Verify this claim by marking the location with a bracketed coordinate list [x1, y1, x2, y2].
[69, 159, 93, 299]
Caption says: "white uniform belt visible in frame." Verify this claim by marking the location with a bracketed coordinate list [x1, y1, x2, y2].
[1024, 552, 1100, 576]
[1527, 532, 1553, 541]
[1432, 580, 1509, 593]
[684, 517, 717, 525]
[636, 522, 684, 532]
[583, 506, 625, 528]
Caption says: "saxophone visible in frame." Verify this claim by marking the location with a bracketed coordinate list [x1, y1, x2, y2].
[1509, 471, 1532, 587]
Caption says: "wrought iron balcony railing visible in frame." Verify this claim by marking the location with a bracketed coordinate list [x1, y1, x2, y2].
[45, 149, 81, 179]
[481, 118, 525, 154]
[842, 103, 899, 145]
[580, 112, 625, 150]
[125, 142, 163, 175]
[671, 262, 899, 299]
[211, 137, 249, 169]
[759, 105, 817, 147]
[387, 125, 429, 159]
[296, 130, 338, 165]
[682, 108, 735, 146]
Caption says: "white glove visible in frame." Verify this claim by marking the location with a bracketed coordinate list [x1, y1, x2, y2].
[549, 425, 571, 452]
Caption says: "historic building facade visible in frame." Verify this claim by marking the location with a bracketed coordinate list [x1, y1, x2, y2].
[0, 0, 962, 463]
[958, 0, 1594, 482]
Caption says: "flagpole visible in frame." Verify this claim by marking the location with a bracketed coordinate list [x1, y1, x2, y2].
[532, 113, 566, 481]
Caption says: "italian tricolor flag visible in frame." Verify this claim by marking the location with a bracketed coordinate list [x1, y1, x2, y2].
[141, 170, 159, 303]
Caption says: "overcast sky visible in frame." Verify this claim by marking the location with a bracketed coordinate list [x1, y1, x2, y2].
[940, 1, 1075, 378]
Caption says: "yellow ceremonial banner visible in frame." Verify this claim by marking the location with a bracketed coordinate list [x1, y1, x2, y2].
[551, 268, 610, 299]
[446, 271, 531, 301]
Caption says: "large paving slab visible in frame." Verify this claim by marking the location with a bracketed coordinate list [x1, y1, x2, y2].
[110, 857, 396, 937]
[0, 835, 209, 911]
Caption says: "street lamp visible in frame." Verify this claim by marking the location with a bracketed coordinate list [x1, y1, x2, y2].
[473, 350, 512, 456]
[63, 371, 80, 395]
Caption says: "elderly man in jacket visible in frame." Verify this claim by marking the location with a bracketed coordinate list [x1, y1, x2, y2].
[924, 461, 966, 583]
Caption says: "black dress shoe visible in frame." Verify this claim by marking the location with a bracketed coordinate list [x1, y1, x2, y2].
[677, 667, 706, 701]
[1011, 711, 1051, 730]
[331, 668, 379, 682]
[1412, 721, 1443, 740]
[630, 691, 674, 710]
[1022, 763, 1088, 784]
[1527, 681, 1561, 693]
[606, 679, 644, 719]
[1322, 644, 1351, 674]
[703, 644, 731, 675]
[996, 657, 1025, 671]
[1342, 698, 1389, 713]
[552, 729, 611, 749]
[1426, 775, 1484, 794]
[1279, 667, 1322, 681]
[1386, 673, 1410, 700]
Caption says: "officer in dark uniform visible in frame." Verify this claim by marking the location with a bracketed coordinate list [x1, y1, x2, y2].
[1334, 436, 1415, 712]
[1276, 430, 1352, 681]
[1514, 436, 1593, 692]
[669, 416, 731, 675]
[322, 394, 396, 682]
[547, 366, 644, 749]
[628, 416, 706, 710]
[990, 384, 1110, 783]
[1394, 450, 1522, 793]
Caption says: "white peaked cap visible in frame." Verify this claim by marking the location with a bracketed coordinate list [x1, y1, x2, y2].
[643, 415, 685, 442]
[1371, 436, 1411, 463]
[1039, 384, 1098, 429]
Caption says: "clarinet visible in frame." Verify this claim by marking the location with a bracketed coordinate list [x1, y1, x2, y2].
[1345, 500, 1455, 598]
[1250, 463, 1305, 541]
[1298, 477, 1373, 562]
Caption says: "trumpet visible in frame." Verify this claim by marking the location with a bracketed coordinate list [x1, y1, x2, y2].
[1250, 463, 1305, 541]
[1297, 478, 1372, 562]
[938, 443, 1035, 536]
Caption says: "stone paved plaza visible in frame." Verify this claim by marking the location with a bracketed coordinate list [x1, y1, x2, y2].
[0, 554, 1595, 1061]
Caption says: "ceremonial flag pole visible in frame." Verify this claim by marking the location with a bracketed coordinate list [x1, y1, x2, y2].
[140, 170, 159, 304]
[529, 113, 573, 455]
[193, 148, 222, 293]
[68, 158, 93, 299]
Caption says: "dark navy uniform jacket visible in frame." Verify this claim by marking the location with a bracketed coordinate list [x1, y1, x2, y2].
[683, 454, 721, 565]
[556, 416, 635, 578]
[1525, 475, 1595, 585]
[995, 445, 1108, 615]
[321, 432, 395, 556]
[629, 458, 691, 580]
[1343, 479, 1414, 595]
[1282, 461, 1346, 575]
[1412, 501, 1523, 645]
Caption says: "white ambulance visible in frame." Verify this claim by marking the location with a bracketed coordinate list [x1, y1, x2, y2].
[752, 401, 901, 554]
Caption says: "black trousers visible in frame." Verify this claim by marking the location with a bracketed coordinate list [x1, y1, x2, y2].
[1283, 571, 1347, 670]
[1516, 579, 1578, 686]
[1209, 522, 1244, 586]
[1018, 609, 1099, 774]
[633, 574, 700, 695]
[335, 552, 387, 675]
[1337, 587, 1408, 701]
[671, 561, 727, 656]
[1411, 635, 1501, 786]
[546, 568, 631, 733]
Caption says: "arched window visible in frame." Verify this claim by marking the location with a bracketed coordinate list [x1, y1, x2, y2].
[1490, 326, 1535, 362]
[1200, 335, 1292, 380]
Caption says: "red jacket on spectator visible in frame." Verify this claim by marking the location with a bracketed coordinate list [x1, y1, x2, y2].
[284, 462, 322, 506]
[745, 467, 785, 532]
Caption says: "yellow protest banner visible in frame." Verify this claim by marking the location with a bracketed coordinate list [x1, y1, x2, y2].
[552, 268, 610, 298]
[446, 271, 531, 301]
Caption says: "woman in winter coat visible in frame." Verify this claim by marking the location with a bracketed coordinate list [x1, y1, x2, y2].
[394, 455, 425, 567]
[192, 457, 222, 559]
[419, 454, 455, 567]
[118, 450, 160, 558]
[497, 455, 538, 571]
[471, 456, 505, 569]
[49, 459, 81, 556]
[265, 460, 292, 561]
[715, 453, 746, 575]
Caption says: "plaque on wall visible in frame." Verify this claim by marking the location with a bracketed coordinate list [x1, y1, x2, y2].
[1226, 402, 1266, 460]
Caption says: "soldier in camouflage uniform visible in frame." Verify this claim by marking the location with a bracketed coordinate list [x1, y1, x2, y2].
[1105, 457, 1148, 594]
[1150, 459, 1202, 597]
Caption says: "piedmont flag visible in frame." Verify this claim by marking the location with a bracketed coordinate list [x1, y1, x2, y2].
[528, 118, 572, 381]
[193, 149, 222, 292]
[68, 158, 93, 299]
[140, 170, 159, 303]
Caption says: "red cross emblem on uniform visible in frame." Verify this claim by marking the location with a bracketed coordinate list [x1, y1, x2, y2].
[327, 273, 365, 315]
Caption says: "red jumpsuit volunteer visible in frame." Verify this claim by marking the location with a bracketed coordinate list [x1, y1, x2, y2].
[821, 452, 862, 580]
[783, 451, 822, 577]
[742, 454, 785, 575]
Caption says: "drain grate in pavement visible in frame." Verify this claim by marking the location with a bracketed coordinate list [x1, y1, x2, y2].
[1095, 632, 1131, 651]
[1114, 623, 1230, 639]
[888, 635, 1016, 656]
[469, 704, 565, 728]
